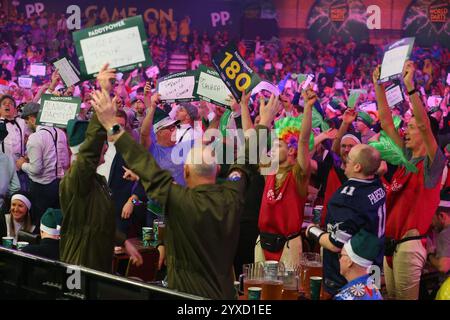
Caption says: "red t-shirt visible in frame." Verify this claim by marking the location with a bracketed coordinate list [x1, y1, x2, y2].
[259, 170, 306, 261]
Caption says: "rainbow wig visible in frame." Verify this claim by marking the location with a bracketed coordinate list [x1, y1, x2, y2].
[274, 117, 314, 151]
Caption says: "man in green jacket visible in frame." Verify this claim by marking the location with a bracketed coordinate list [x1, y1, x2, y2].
[60, 65, 142, 273]
[90, 86, 279, 299]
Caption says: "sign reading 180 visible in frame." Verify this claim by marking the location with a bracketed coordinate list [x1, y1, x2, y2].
[212, 44, 261, 102]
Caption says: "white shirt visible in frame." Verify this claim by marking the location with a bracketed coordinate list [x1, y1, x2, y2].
[0, 117, 28, 163]
[21, 126, 69, 184]
[96, 142, 117, 183]
[176, 123, 202, 144]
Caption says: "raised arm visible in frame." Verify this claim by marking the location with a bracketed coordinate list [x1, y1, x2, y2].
[91, 89, 174, 211]
[373, 65, 404, 148]
[140, 82, 159, 149]
[238, 94, 254, 133]
[331, 109, 356, 155]
[403, 60, 438, 162]
[297, 88, 316, 175]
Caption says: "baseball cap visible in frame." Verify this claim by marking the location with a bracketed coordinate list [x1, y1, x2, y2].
[21, 102, 40, 118]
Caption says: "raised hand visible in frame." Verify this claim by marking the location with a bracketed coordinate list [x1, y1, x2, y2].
[372, 65, 381, 86]
[90, 89, 117, 129]
[96, 63, 116, 93]
[402, 60, 415, 91]
[259, 94, 281, 127]
[342, 109, 357, 124]
[239, 91, 252, 111]
[302, 87, 318, 108]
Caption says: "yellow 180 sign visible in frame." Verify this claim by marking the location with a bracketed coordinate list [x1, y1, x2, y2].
[213, 44, 260, 102]
[219, 52, 251, 92]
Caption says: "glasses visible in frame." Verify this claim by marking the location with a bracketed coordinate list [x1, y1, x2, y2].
[161, 124, 179, 131]
[338, 253, 348, 259]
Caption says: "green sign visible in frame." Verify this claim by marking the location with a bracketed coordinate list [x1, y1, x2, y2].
[157, 70, 199, 103]
[194, 65, 232, 108]
[212, 43, 261, 102]
[37, 95, 81, 128]
[73, 15, 152, 79]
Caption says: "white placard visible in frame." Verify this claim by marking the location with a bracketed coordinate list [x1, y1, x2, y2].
[335, 81, 344, 90]
[360, 102, 377, 113]
[251, 81, 281, 96]
[38, 95, 81, 128]
[80, 26, 145, 75]
[447, 73, 450, 86]
[385, 84, 404, 107]
[54, 58, 80, 87]
[427, 96, 443, 108]
[18, 76, 33, 89]
[158, 76, 196, 102]
[379, 37, 415, 83]
[30, 63, 46, 77]
[197, 70, 232, 107]
[40, 101, 79, 126]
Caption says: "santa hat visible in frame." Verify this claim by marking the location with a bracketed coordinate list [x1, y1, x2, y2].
[40, 208, 63, 236]
[343, 229, 381, 268]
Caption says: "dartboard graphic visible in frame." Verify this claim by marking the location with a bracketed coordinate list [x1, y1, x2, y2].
[403, 0, 450, 48]
[307, 0, 369, 43]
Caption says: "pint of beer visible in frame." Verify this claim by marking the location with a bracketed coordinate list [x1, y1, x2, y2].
[298, 252, 322, 298]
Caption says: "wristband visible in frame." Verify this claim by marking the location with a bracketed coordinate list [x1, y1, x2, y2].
[130, 198, 143, 206]
[308, 226, 325, 242]
[407, 88, 418, 96]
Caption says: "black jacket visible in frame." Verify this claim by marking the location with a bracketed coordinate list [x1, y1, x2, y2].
[22, 238, 60, 260]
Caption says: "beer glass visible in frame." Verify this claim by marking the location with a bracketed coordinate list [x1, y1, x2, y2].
[298, 252, 322, 298]
[239, 262, 264, 300]
[261, 261, 284, 300]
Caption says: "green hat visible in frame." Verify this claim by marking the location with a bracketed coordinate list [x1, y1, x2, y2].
[66, 119, 89, 147]
[153, 108, 179, 133]
[40, 208, 63, 236]
[357, 111, 374, 127]
[343, 229, 381, 268]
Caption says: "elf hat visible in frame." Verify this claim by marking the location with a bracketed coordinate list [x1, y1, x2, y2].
[343, 229, 381, 268]
[40, 208, 63, 236]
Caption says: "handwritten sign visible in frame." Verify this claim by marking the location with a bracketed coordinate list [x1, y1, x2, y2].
[30, 63, 46, 77]
[157, 70, 198, 103]
[194, 65, 232, 108]
[53, 57, 81, 87]
[385, 84, 404, 108]
[37, 95, 81, 128]
[379, 37, 415, 83]
[212, 43, 261, 102]
[73, 16, 152, 79]
[18, 76, 33, 89]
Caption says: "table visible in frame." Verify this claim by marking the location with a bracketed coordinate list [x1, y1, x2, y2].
[112, 238, 158, 275]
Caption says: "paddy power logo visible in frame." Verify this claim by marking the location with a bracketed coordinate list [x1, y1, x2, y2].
[429, 1, 448, 23]
[403, 0, 450, 48]
[329, 1, 348, 23]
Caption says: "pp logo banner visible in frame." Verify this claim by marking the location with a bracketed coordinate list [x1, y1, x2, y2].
[211, 11, 231, 27]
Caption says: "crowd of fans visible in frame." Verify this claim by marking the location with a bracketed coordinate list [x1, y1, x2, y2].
[0, 10, 449, 300]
